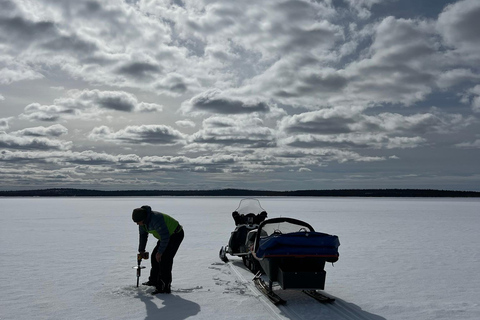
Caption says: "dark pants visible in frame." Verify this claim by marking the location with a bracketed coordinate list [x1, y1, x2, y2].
[149, 229, 184, 288]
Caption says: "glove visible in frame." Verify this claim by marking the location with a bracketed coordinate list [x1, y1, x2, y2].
[137, 252, 149, 260]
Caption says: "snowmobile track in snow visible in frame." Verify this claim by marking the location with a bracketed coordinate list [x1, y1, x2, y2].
[226, 261, 304, 320]
[226, 260, 382, 320]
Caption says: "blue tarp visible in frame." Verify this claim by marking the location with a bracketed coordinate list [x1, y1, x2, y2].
[256, 232, 340, 261]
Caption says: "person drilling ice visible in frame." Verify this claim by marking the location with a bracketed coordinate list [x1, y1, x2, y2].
[132, 205, 184, 294]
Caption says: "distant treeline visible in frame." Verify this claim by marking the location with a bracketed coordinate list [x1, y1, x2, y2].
[0, 188, 479, 197]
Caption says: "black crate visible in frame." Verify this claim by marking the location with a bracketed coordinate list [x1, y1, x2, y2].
[278, 268, 326, 290]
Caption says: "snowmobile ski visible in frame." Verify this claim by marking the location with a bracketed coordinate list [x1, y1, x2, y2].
[302, 290, 335, 303]
[253, 278, 286, 305]
[219, 246, 229, 263]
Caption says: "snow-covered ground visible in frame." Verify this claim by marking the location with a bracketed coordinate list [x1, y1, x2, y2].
[1, 197, 479, 320]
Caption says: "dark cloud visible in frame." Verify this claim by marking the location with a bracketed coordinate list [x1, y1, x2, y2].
[186, 91, 270, 114]
[40, 34, 98, 56]
[116, 62, 162, 80]
[281, 111, 355, 134]
[0, 3, 98, 60]
[19, 90, 162, 121]
[0, 117, 12, 130]
[0, 15, 56, 48]
[276, 71, 349, 98]
[97, 95, 135, 112]
[89, 125, 186, 145]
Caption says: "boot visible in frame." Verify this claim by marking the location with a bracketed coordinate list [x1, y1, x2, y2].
[151, 281, 171, 295]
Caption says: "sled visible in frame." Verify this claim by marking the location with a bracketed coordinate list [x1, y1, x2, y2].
[248, 217, 340, 291]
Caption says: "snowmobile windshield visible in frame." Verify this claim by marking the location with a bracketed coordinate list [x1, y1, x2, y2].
[234, 198, 266, 215]
[258, 218, 315, 238]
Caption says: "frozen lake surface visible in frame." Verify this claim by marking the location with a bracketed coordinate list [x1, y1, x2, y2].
[1, 197, 479, 320]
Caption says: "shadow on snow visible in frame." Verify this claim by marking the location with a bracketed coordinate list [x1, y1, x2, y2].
[229, 260, 386, 320]
[135, 292, 200, 320]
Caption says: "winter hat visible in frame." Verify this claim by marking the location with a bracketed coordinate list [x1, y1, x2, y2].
[132, 207, 148, 222]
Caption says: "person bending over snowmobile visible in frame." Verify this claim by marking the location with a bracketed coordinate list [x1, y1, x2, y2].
[132, 205, 184, 294]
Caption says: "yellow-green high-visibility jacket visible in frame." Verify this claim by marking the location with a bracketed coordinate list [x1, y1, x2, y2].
[138, 211, 181, 254]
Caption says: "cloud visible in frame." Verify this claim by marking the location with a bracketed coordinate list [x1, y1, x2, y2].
[437, 0, 480, 63]
[19, 89, 163, 122]
[343, 0, 385, 19]
[176, 120, 196, 128]
[183, 0, 340, 56]
[90, 91, 138, 112]
[279, 107, 361, 135]
[182, 90, 270, 114]
[0, 117, 13, 130]
[2, 0, 466, 111]
[136, 102, 164, 113]
[70, 89, 162, 112]
[0, 0, 187, 94]
[0, 0, 479, 190]
[234, 13, 447, 109]
[463, 85, 480, 113]
[0, 132, 72, 151]
[64, 150, 141, 165]
[343, 16, 439, 106]
[274, 68, 349, 99]
[456, 139, 480, 149]
[278, 107, 474, 149]
[280, 107, 471, 135]
[0, 8, 58, 51]
[0, 2, 100, 74]
[0, 58, 44, 84]
[267, 147, 385, 164]
[19, 103, 75, 122]
[436, 68, 480, 89]
[116, 61, 162, 80]
[189, 115, 276, 148]
[141, 154, 238, 174]
[11, 124, 68, 137]
[282, 133, 426, 150]
[153, 73, 189, 96]
[88, 125, 187, 145]
[0, 149, 140, 167]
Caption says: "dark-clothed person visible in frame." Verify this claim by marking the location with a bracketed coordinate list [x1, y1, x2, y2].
[132, 205, 184, 294]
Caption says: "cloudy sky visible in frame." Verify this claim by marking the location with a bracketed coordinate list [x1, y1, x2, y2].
[1, 0, 479, 191]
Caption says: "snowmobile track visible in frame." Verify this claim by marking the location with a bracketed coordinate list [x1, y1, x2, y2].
[321, 301, 376, 320]
[227, 261, 304, 320]
[226, 260, 382, 320]
[302, 290, 335, 303]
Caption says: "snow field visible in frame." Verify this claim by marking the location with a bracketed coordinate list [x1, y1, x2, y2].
[1, 197, 479, 319]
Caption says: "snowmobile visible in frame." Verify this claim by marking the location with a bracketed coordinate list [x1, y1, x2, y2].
[220, 199, 340, 304]
[219, 198, 267, 265]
